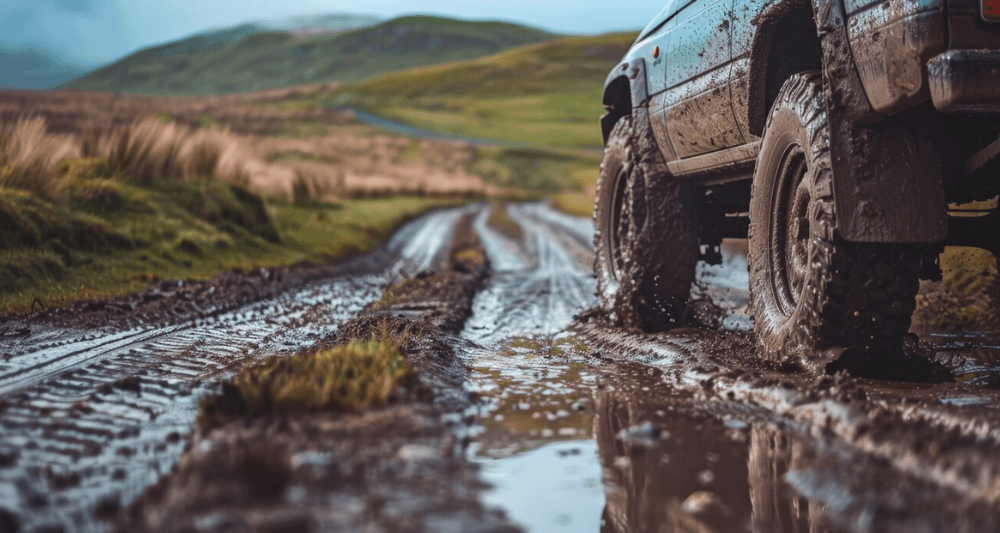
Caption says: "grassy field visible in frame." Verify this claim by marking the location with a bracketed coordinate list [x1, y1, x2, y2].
[67, 16, 556, 95]
[0, 176, 457, 314]
[317, 32, 634, 206]
[0, 26, 628, 315]
[0, 92, 480, 314]
[333, 32, 635, 150]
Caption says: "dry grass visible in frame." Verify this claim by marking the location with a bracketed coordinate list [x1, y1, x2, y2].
[256, 133, 501, 200]
[89, 117, 265, 186]
[0, 87, 506, 202]
[0, 84, 345, 138]
[0, 117, 80, 197]
[0, 115, 289, 198]
[228, 339, 410, 415]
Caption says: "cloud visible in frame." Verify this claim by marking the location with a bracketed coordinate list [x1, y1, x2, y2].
[0, 8, 34, 39]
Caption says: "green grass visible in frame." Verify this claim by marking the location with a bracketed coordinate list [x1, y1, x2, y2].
[215, 339, 410, 416]
[468, 146, 602, 194]
[66, 16, 556, 95]
[551, 191, 596, 218]
[914, 246, 1000, 335]
[0, 176, 459, 314]
[333, 32, 636, 149]
[321, 31, 626, 212]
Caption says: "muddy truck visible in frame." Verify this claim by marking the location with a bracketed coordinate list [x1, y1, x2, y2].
[594, 0, 1000, 371]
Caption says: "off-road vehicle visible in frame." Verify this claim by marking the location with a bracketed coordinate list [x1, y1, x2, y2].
[595, 0, 1000, 371]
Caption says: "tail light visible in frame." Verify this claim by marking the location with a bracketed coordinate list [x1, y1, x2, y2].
[985, 0, 1000, 21]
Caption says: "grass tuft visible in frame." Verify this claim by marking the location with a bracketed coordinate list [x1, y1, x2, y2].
[0, 116, 80, 197]
[220, 339, 410, 417]
[89, 117, 258, 186]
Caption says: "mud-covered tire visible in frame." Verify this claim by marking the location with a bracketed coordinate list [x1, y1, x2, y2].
[594, 115, 699, 331]
[749, 72, 921, 370]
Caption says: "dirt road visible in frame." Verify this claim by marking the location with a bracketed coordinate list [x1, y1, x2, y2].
[4, 202, 1000, 532]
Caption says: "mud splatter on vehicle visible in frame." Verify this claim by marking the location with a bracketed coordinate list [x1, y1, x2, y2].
[595, 0, 1000, 374]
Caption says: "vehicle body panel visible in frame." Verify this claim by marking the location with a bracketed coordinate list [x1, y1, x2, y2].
[662, 0, 743, 158]
[602, 0, 1000, 244]
[846, 0, 947, 115]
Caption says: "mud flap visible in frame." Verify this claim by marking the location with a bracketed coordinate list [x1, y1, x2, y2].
[813, 0, 948, 243]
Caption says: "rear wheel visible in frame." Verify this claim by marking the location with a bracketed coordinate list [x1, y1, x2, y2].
[749, 72, 921, 370]
[594, 115, 699, 330]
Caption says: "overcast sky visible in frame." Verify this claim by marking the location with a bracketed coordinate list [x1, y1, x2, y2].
[0, 0, 663, 67]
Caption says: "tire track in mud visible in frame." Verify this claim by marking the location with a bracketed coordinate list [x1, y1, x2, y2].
[0, 206, 474, 533]
[463, 203, 596, 345]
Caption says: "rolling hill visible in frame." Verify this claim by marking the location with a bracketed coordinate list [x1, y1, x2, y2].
[321, 32, 635, 204]
[333, 32, 637, 149]
[65, 16, 557, 95]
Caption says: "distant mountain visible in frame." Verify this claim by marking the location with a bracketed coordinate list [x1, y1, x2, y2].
[64, 15, 557, 95]
[0, 47, 94, 90]
[259, 13, 383, 37]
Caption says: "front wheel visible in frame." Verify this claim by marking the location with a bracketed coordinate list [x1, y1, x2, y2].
[748, 72, 921, 371]
[594, 115, 699, 331]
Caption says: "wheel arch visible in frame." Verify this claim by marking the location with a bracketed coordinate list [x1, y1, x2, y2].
[747, 0, 823, 137]
[601, 75, 634, 145]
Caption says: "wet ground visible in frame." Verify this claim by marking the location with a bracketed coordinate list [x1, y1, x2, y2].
[4, 202, 1000, 532]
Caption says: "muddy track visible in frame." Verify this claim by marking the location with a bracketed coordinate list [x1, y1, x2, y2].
[463, 203, 595, 345]
[0, 206, 475, 533]
[7, 201, 1000, 531]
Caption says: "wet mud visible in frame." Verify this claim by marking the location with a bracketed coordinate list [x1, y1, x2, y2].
[116, 209, 524, 532]
[0, 206, 475, 533]
[460, 203, 1000, 532]
[6, 201, 1000, 532]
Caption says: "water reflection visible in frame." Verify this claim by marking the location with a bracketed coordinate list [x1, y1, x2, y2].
[595, 386, 748, 532]
[593, 381, 838, 533]
[747, 430, 830, 533]
[465, 334, 1000, 532]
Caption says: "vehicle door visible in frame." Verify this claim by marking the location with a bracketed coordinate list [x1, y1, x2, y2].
[636, 1, 681, 98]
[661, 0, 743, 158]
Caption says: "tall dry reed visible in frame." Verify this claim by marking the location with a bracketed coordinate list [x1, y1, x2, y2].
[0, 116, 80, 197]
[90, 117, 256, 185]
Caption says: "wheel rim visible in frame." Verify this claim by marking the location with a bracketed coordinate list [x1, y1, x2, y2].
[607, 164, 631, 281]
[769, 144, 811, 317]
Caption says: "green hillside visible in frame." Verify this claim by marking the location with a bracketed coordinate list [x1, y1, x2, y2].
[65, 16, 557, 95]
[333, 32, 636, 149]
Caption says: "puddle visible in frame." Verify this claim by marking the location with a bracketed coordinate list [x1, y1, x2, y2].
[462, 336, 852, 532]
[923, 336, 1000, 386]
[473, 440, 604, 531]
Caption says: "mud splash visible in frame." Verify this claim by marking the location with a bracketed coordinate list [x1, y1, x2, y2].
[462, 202, 1000, 532]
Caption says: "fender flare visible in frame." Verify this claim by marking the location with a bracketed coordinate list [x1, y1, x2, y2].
[746, 0, 814, 137]
[812, 0, 948, 243]
[600, 58, 649, 145]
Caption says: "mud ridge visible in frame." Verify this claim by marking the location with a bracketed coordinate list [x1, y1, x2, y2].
[118, 212, 522, 532]
[572, 319, 1000, 529]
[0, 207, 474, 533]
